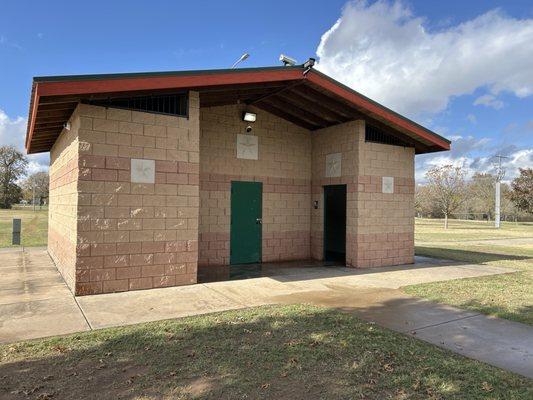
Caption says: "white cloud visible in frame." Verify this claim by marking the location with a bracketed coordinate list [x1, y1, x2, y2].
[0, 35, 22, 50]
[0, 108, 49, 175]
[416, 136, 532, 182]
[466, 114, 477, 124]
[0, 109, 26, 148]
[315, 0, 533, 117]
[473, 94, 504, 109]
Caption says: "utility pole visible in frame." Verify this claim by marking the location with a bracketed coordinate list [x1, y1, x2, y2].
[32, 184, 35, 212]
[493, 155, 508, 228]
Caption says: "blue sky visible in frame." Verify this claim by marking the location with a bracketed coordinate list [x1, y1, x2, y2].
[1, 0, 532, 180]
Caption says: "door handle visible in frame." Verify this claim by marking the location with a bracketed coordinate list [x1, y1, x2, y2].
[256, 218, 262, 224]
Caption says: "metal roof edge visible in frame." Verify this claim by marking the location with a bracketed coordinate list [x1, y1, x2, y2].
[308, 68, 451, 145]
[33, 65, 304, 83]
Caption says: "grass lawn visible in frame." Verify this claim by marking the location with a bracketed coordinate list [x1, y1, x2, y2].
[405, 218, 533, 325]
[0, 206, 48, 248]
[1, 305, 530, 400]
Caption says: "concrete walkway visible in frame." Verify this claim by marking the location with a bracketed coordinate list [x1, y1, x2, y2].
[1, 248, 531, 379]
[0, 248, 90, 342]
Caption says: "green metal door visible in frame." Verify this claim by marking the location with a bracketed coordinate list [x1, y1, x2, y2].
[230, 181, 262, 264]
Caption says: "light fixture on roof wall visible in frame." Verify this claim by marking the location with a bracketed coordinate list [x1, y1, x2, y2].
[242, 112, 256, 122]
[279, 54, 297, 66]
[231, 53, 250, 69]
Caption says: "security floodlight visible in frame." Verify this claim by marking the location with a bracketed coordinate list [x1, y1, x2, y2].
[243, 112, 257, 122]
[279, 54, 297, 66]
[303, 58, 315, 69]
[303, 57, 316, 74]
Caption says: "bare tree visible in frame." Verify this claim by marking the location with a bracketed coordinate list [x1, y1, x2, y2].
[468, 172, 496, 220]
[425, 165, 466, 229]
[22, 171, 49, 209]
[415, 184, 438, 218]
[0, 146, 28, 209]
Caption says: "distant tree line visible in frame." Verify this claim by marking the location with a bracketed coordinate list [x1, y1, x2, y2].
[416, 165, 533, 227]
[0, 145, 49, 209]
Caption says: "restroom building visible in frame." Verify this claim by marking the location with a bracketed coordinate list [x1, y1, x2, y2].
[25, 63, 450, 295]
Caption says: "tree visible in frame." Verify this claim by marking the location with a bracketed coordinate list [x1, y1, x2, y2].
[415, 184, 439, 217]
[425, 165, 466, 229]
[0, 146, 28, 209]
[22, 171, 49, 207]
[468, 172, 496, 220]
[508, 168, 533, 214]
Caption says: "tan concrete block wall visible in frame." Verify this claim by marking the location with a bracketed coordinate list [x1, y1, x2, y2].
[73, 93, 200, 295]
[311, 121, 362, 262]
[48, 111, 81, 291]
[311, 120, 415, 268]
[352, 133, 415, 267]
[199, 104, 311, 266]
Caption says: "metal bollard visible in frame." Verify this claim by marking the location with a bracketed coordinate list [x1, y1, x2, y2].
[12, 218, 21, 245]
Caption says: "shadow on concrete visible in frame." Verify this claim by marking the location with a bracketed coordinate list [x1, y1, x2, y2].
[457, 300, 533, 326]
[1, 305, 530, 400]
[416, 247, 532, 263]
[198, 256, 482, 285]
[271, 286, 533, 379]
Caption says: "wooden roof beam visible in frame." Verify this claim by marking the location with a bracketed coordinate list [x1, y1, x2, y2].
[275, 90, 346, 124]
[254, 102, 316, 130]
[259, 97, 329, 128]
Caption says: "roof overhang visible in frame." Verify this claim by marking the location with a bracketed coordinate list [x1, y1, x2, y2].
[26, 65, 450, 154]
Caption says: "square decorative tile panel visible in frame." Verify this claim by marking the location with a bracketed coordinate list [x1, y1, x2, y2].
[325, 153, 342, 178]
[236, 134, 258, 160]
[382, 176, 394, 193]
[131, 159, 155, 183]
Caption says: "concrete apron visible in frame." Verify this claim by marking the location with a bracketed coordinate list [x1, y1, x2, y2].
[1, 249, 531, 379]
[76, 260, 532, 379]
[0, 248, 90, 343]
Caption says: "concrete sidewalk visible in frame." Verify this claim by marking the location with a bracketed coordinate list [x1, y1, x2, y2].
[1, 248, 531, 379]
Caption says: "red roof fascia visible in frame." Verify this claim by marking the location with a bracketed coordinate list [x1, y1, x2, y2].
[36, 69, 305, 97]
[306, 71, 450, 150]
[25, 84, 40, 150]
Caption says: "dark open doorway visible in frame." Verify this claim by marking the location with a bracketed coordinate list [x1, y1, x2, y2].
[323, 185, 347, 263]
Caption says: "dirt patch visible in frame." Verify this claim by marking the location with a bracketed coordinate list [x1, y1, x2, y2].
[0, 355, 150, 400]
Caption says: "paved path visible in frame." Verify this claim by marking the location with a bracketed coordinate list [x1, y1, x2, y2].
[1, 248, 531, 379]
[0, 248, 90, 342]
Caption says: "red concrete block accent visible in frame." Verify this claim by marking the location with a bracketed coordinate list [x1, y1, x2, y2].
[79, 154, 106, 168]
[174, 273, 196, 285]
[104, 254, 129, 268]
[166, 173, 188, 184]
[164, 263, 187, 275]
[105, 156, 130, 170]
[92, 168, 118, 181]
[153, 275, 176, 288]
[77, 256, 104, 269]
[117, 170, 130, 182]
[76, 282, 103, 296]
[142, 264, 166, 277]
[116, 266, 141, 280]
[103, 279, 129, 293]
[155, 160, 178, 173]
[76, 244, 91, 257]
[90, 268, 116, 282]
[129, 277, 153, 290]
[91, 243, 117, 256]
[178, 162, 199, 174]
